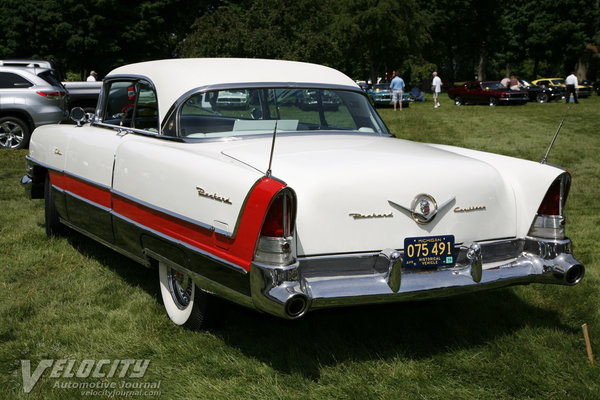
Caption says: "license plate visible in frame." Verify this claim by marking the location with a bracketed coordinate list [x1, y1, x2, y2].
[403, 235, 455, 268]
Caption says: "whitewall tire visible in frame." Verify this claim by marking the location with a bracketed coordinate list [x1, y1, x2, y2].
[158, 262, 208, 330]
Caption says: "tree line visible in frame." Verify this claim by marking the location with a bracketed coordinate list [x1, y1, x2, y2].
[1, 0, 598, 87]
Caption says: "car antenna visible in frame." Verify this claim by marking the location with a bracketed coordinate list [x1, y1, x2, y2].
[541, 104, 570, 164]
[266, 120, 278, 177]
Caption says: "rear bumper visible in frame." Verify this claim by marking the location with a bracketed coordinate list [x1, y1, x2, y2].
[250, 237, 584, 319]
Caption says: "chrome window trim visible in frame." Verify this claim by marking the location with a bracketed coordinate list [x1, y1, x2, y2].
[94, 76, 161, 135]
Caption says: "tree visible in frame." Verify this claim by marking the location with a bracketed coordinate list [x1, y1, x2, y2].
[0, 0, 209, 78]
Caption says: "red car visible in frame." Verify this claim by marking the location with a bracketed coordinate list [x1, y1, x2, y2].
[448, 81, 529, 106]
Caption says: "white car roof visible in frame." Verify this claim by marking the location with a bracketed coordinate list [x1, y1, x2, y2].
[106, 58, 359, 123]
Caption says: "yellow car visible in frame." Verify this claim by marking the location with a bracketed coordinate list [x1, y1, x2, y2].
[532, 77, 591, 98]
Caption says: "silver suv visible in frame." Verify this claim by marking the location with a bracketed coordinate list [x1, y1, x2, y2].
[0, 66, 68, 149]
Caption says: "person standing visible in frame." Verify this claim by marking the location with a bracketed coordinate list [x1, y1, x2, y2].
[565, 72, 579, 104]
[390, 72, 405, 111]
[509, 75, 520, 91]
[432, 71, 442, 108]
[87, 71, 98, 81]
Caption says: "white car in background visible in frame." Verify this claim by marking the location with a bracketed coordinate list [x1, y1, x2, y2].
[22, 58, 584, 329]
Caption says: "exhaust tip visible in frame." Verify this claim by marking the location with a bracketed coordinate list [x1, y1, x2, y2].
[565, 264, 584, 285]
[285, 295, 308, 318]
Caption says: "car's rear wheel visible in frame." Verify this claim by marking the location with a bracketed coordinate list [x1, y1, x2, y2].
[489, 97, 498, 106]
[536, 93, 549, 103]
[0, 116, 30, 149]
[44, 173, 65, 237]
[454, 96, 463, 106]
[159, 262, 209, 330]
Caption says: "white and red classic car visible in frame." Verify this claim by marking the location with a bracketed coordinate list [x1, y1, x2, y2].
[22, 58, 584, 329]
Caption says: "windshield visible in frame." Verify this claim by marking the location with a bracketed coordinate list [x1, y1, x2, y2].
[372, 84, 390, 91]
[176, 88, 389, 138]
[482, 82, 507, 91]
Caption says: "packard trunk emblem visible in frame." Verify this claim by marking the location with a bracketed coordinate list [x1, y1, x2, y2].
[388, 194, 455, 225]
[412, 194, 437, 224]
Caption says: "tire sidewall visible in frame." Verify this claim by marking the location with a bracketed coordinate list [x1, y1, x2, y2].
[158, 262, 195, 326]
[44, 173, 63, 236]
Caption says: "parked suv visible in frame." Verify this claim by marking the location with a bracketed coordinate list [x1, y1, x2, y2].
[0, 66, 68, 149]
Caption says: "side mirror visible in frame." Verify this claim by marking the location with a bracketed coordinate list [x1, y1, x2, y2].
[70, 107, 88, 127]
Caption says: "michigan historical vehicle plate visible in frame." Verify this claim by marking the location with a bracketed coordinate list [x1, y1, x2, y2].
[403, 235, 455, 268]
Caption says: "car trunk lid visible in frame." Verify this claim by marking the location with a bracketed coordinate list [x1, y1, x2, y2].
[221, 134, 516, 256]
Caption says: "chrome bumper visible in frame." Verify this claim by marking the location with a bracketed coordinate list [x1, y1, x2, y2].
[250, 237, 584, 319]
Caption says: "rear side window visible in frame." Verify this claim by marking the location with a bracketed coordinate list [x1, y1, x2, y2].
[0, 72, 33, 88]
[101, 80, 158, 132]
[37, 70, 62, 88]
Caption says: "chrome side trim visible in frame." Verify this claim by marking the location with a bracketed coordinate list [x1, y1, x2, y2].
[65, 190, 112, 213]
[60, 218, 148, 267]
[111, 212, 248, 275]
[111, 189, 220, 235]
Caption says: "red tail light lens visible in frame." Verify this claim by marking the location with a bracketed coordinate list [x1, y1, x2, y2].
[537, 173, 570, 216]
[36, 90, 66, 99]
[255, 189, 296, 265]
[261, 191, 294, 237]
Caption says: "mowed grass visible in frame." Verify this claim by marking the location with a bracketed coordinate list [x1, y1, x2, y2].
[1, 95, 599, 399]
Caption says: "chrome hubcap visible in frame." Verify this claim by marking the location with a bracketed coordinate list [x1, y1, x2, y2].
[0, 121, 24, 148]
[167, 267, 193, 310]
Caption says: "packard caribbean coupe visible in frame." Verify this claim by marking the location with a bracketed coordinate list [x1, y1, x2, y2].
[22, 59, 584, 329]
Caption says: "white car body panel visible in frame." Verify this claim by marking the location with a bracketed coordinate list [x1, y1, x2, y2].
[111, 137, 263, 236]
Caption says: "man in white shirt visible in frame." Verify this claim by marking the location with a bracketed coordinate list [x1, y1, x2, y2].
[87, 71, 98, 82]
[432, 72, 442, 108]
[565, 72, 579, 104]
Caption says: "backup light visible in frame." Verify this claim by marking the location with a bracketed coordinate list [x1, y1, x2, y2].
[254, 189, 296, 265]
[528, 173, 570, 239]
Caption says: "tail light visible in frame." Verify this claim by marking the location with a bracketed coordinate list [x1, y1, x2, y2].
[37, 90, 66, 99]
[254, 189, 296, 265]
[528, 173, 570, 239]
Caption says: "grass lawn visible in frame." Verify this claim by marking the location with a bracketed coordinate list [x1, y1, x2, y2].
[1, 95, 599, 399]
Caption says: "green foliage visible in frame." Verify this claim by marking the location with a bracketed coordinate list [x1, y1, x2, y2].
[179, 0, 430, 82]
[0, 0, 598, 82]
[0, 0, 205, 78]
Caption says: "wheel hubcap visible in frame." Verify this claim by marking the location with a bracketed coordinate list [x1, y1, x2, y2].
[167, 267, 193, 309]
[0, 121, 24, 149]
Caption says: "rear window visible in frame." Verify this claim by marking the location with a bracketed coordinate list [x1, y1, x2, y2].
[37, 70, 63, 88]
[0, 72, 33, 88]
[175, 87, 388, 139]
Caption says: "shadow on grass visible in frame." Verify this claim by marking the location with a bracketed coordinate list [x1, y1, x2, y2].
[64, 232, 161, 300]
[215, 291, 571, 380]
[64, 230, 572, 380]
